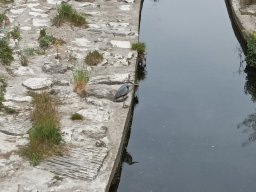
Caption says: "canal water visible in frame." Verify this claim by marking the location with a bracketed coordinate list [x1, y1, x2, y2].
[117, 0, 256, 191]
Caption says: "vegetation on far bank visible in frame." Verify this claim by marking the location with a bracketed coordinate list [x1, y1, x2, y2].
[246, 32, 256, 68]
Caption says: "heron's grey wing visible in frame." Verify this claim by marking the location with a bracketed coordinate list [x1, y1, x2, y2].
[114, 84, 129, 100]
[114, 84, 126, 99]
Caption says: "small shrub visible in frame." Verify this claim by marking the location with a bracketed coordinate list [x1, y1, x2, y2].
[21, 92, 63, 166]
[39, 36, 52, 49]
[246, 32, 256, 67]
[85, 50, 103, 65]
[0, 38, 14, 65]
[38, 28, 64, 51]
[38, 28, 53, 49]
[38, 29, 54, 49]
[73, 68, 89, 94]
[71, 113, 83, 120]
[52, 3, 87, 27]
[131, 42, 146, 55]
[9, 26, 21, 40]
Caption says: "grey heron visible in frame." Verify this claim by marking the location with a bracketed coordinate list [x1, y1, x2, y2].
[114, 81, 138, 108]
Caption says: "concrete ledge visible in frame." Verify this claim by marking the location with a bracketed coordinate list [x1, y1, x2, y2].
[227, 0, 256, 42]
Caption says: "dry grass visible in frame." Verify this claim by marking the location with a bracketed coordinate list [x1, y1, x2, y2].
[20, 92, 63, 166]
[73, 69, 89, 95]
[71, 113, 83, 120]
[84, 50, 103, 66]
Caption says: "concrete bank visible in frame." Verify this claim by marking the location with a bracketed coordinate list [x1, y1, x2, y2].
[227, 0, 256, 42]
[0, 0, 142, 191]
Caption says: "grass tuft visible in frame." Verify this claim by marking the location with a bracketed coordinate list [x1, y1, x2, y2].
[71, 112, 83, 120]
[20, 92, 63, 166]
[85, 50, 103, 65]
[0, 38, 13, 65]
[131, 42, 146, 55]
[73, 68, 89, 95]
[52, 3, 87, 27]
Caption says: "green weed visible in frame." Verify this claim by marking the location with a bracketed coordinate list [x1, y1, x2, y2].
[0, 38, 13, 65]
[85, 50, 103, 65]
[38, 29, 54, 49]
[52, 3, 87, 27]
[131, 42, 146, 55]
[71, 113, 83, 120]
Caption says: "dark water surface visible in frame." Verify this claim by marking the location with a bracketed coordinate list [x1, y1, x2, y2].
[117, 0, 256, 191]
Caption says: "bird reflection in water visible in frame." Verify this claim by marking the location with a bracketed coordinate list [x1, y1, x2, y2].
[123, 149, 138, 165]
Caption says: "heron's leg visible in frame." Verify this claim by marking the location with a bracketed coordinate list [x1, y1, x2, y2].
[122, 96, 125, 108]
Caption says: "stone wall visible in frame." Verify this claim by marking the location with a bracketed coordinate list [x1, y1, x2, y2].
[240, 0, 256, 6]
